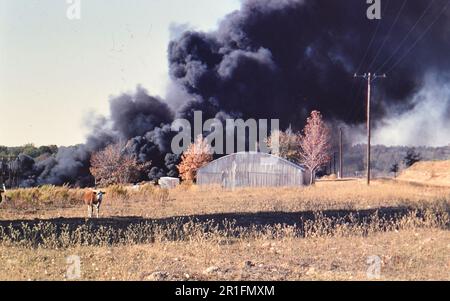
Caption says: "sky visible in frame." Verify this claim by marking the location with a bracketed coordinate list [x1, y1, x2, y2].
[0, 0, 241, 147]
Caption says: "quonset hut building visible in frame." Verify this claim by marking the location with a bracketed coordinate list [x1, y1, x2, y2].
[197, 152, 308, 189]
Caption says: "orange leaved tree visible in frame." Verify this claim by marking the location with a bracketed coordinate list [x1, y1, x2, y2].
[177, 135, 213, 182]
[299, 111, 331, 185]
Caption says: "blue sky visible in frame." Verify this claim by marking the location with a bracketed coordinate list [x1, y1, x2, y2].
[0, 0, 241, 146]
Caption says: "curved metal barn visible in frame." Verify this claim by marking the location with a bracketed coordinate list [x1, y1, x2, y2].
[197, 152, 308, 189]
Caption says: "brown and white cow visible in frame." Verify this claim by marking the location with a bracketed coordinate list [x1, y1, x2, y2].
[84, 189, 105, 218]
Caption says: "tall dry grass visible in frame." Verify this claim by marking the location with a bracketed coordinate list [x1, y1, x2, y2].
[0, 206, 447, 249]
[1, 183, 172, 211]
[2, 185, 85, 210]
[0, 180, 448, 229]
[0, 180, 449, 281]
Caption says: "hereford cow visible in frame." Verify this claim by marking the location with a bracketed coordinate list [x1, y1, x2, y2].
[84, 189, 105, 218]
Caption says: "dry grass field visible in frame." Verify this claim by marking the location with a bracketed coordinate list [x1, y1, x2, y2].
[398, 160, 450, 187]
[0, 179, 449, 281]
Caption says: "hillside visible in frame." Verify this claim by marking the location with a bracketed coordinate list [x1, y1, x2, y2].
[397, 160, 450, 187]
[341, 145, 450, 177]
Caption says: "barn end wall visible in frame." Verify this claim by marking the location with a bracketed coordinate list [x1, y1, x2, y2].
[197, 152, 307, 189]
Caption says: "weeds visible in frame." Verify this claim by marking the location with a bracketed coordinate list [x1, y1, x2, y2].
[0, 183, 173, 211]
[0, 207, 447, 249]
[2, 185, 83, 210]
[0, 180, 449, 281]
[0, 180, 448, 249]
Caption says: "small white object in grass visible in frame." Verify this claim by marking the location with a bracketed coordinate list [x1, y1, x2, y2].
[203, 266, 219, 274]
[158, 177, 180, 189]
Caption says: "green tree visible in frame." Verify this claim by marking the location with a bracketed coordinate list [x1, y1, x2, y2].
[403, 149, 421, 168]
[390, 163, 399, 178]
[22, 143, 40, 158]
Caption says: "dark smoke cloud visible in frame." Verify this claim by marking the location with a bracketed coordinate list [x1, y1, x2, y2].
[9, 146, 92, 187]
[10, 154, 36, 187]
[109, 86, 173, 140]
[19, 87, 176, 187]
[35, 145, 92, 187]
[13, 0, 450, 187]
[168, 0, 450, 128]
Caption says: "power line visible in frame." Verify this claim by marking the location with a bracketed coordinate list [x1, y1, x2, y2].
[345, 1, 391, 124]
[367, 0, 408, 71]
[385, 0, 450, 74]
[344, 78, 366, 123]
[375, 0, 437, 74]
[354, 73, 386, 185]
[346, 0, 396, 124]
[354, 0, 390, 74]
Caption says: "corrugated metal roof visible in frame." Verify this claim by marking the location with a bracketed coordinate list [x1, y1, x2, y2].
[197, 152, 307, 188]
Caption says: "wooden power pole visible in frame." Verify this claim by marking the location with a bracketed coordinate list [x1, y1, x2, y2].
[354, 73, 386, 185]
[333, 152, 337, 175]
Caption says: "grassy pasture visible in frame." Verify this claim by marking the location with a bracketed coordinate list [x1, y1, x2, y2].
[0, 179, 449, 280]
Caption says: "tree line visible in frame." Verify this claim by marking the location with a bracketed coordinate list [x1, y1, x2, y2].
[2, 116, 449, 188]
[0, 144, 58, 160]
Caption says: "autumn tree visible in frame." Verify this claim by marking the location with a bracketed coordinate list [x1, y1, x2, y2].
[266, 127, 302, 163]
[177, 135, 213, 182]
[90, 143, 151, 187]
[299, 111, 331, 185]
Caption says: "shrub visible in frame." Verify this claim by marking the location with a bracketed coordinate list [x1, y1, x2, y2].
[177, 136, 212, 182]
[107, 185, 130, 200]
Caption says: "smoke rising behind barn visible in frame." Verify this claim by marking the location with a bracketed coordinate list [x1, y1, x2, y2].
[4, 0, 449, 187]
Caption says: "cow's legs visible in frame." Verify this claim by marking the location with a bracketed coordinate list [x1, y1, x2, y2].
[95, 204, 100, 218]
[87, 205, 93, 218]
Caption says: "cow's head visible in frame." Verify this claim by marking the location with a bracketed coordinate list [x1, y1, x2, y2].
[93, 190, 106, 202]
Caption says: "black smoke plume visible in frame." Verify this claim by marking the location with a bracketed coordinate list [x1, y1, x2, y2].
[168, 0, 450, 127]
[15, 87, 176, 187]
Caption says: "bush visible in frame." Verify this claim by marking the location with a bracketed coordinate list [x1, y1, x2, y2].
[177, 136, 212, 182]
[107, 185, 130, 200]
[2, 185, 83, 209]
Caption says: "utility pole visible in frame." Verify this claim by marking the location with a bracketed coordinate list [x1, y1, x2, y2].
[339, 128, 343, 179]
[333, 152, 337, 175]
[354, 72, 386, 185]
